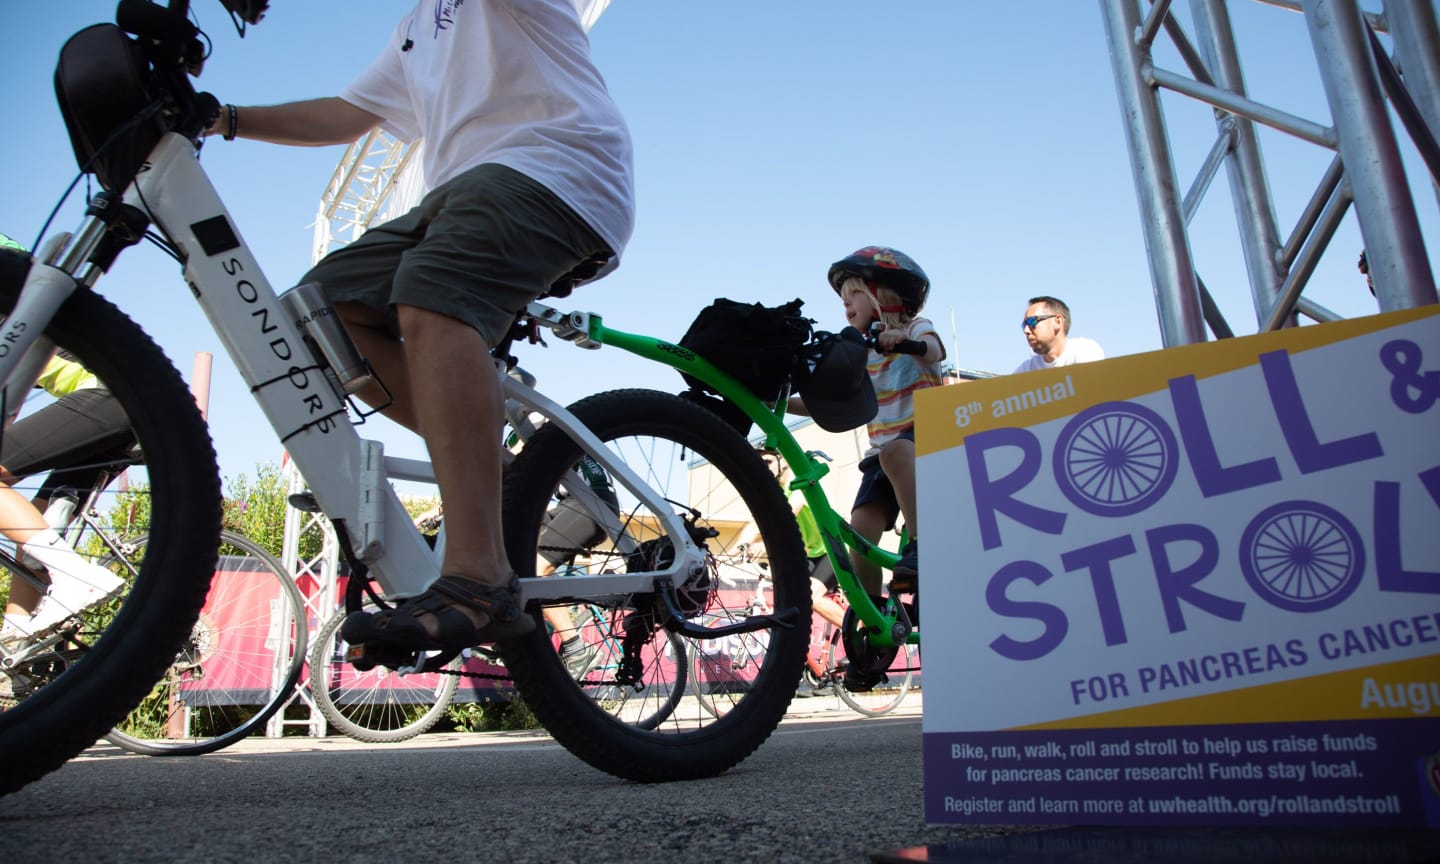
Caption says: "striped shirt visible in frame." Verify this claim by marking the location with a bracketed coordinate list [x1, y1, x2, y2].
[865, 317, 945, 454]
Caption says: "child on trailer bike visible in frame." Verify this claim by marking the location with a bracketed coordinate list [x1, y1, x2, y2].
[790, 246, 945, 691]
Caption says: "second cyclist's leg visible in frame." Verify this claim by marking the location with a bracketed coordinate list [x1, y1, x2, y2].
[0, 486, 46, 628]
[807, 557, 845, 630]
[0, 484, 122, 641]
[535, 512, 603, 678]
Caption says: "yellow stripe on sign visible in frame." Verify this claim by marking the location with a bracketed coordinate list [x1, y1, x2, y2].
[916, 305, 1440, 457]
[1016, 654, 1440, 730]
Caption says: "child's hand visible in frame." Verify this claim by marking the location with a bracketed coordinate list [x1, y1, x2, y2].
[875, 328, 907, 353]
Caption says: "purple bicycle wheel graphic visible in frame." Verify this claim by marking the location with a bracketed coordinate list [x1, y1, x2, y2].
[1053, 401, 1178, 517]
[1239, 500, 1364, 613]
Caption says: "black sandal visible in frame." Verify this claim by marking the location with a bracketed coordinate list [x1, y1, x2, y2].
[341, 574, 535, 652]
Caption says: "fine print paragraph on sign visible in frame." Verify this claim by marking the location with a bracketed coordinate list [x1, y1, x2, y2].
[926, 724, 1418, 825]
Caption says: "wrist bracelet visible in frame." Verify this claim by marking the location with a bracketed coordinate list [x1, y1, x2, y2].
[223, 104, 238, 141]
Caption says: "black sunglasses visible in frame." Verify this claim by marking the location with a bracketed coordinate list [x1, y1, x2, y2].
[1022, 314, 1059, 330]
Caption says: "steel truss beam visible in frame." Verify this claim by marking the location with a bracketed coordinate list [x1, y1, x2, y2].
[1101, 0, 1440, 346]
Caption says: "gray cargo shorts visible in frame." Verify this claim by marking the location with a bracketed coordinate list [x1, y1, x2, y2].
[304, 162, 610, 345]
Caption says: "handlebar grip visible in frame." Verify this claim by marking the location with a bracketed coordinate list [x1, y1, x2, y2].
[890, 339, 927, 356]
[865, 323, 927, 356]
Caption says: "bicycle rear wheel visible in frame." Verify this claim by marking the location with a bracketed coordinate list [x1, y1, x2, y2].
[309, 602, 462, 743]
[501, 389, 810, 782]
[103, 531, 306, 755]
[825, 625, 919, 718]
[0, 249, 221, 794]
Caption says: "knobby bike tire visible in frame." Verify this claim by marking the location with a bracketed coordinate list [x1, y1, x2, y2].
[0, 249, 220, 795]
[309, 603, 461, 743]
[500, 389, 810, 782]
[103, 531, 306, 755]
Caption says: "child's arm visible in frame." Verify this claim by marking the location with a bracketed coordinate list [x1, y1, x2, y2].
[874, 327, 945, 364]
[916, 331, 945, 365]
[787, 394, 810, 416]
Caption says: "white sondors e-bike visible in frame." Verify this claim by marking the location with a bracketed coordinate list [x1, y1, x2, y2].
[0, 0, 814, 795]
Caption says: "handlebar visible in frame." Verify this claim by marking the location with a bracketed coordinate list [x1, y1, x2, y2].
[117, 0, 268, 46]
[116, 0, 198, 46]
[866, 323, 927, 357]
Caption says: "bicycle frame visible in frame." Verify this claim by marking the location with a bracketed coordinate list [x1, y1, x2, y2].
[1, 133, 718, 610]
[5, 144, 910, 649]
[576, 319, 916, 648]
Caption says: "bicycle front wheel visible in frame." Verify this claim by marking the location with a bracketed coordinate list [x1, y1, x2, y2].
[0, 249, 221, 794]
[501, 389, 810, 782]
[309, 602, 462, 743]
[103, 531, 307, 755]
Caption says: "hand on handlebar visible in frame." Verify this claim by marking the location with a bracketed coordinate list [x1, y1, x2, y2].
[866, 322, 927, 357]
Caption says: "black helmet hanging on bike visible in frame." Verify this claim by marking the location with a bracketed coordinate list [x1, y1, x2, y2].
[826, 246, 930, 314]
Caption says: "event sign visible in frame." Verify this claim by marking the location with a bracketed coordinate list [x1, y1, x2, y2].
[916, 306, 1440, 826]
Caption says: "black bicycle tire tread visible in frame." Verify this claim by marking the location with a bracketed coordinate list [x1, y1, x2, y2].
[0, 250, 221, 795]
[308, 605, 461, 743]
[499, 388, 809, 782]
[102, 531, 307, 756]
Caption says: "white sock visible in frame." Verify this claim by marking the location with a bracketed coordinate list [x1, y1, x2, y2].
[18, 529, 98, 583]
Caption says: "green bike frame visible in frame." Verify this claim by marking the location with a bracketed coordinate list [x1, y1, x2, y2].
[579, 311, 917, 650]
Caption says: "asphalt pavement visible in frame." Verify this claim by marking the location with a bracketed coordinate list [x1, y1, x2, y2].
[0, 693, 1019, 864]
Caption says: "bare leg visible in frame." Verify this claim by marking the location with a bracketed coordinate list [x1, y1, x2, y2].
[848, 503, 888, 597]
[810, 581, 846, 629]
[878, 438, 917, 545]
[395, 306, 511, 628]
[0, 485, 49, 618]
[537, 561, 576, 636]
[335, 301, 417, 431]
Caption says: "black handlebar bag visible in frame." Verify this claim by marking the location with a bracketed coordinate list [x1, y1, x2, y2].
[54, 24, 166, 192]
[678, 297, 812, 401]
[677, 297, 813, 436]
[793, 326, 877, 433]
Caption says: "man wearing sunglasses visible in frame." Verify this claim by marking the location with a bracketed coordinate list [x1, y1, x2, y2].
[1014, 296, 1105, 374]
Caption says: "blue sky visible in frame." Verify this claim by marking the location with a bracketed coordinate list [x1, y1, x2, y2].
[0, 1, 1431, 492]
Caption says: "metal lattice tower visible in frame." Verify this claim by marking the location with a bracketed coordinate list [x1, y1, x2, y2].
[310, 131, 418, 266]
[265, 459, 342, 737]
[1102, 0, 1440, 347]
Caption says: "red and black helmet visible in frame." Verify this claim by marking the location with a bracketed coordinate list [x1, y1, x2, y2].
[826, 246, 930, 313]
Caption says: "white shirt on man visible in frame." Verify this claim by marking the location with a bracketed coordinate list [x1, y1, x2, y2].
[1013, 337, 1105, 374]
[342, 0, 635, 262]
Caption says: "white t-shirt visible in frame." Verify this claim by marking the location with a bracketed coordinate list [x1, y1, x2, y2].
[343, 0, 635, 261]
[1013, 336, 1105, 374]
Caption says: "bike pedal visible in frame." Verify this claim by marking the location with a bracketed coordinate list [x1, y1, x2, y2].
[346, 640, 423, 673]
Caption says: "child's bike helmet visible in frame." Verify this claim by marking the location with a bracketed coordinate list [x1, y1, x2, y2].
[827, 246, 930, 314]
